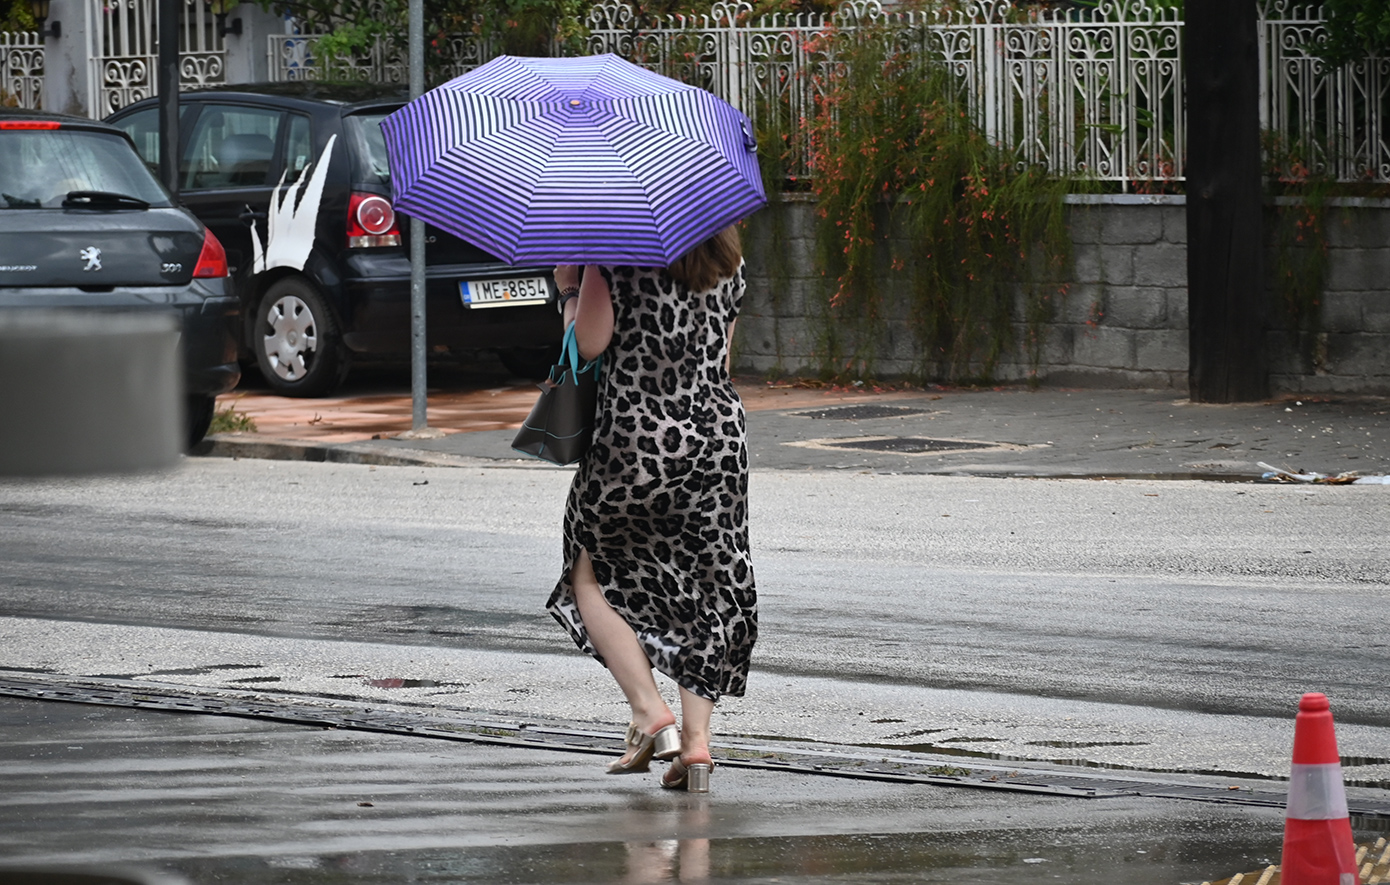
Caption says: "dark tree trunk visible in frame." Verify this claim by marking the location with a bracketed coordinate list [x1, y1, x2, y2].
[1185, 0, 1268, 402]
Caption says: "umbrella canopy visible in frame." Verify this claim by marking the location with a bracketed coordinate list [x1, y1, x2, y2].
[379, 54, 766, 266]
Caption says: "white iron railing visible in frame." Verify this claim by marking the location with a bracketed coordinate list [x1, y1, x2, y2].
[90, 0, 228, 117]
[1260, 0, 1389, 181]
[8, 0, 1377, 184]
[263, 0, 1386, 184]
[0, 31, 43, 109]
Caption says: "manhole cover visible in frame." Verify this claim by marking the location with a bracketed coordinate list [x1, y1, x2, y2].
[786, 436, 1036, 456]
[824, 437, 996, 454]
[793, 405, 930, 420]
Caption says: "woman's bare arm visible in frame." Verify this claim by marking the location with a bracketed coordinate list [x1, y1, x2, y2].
[557, 264, 615, 361]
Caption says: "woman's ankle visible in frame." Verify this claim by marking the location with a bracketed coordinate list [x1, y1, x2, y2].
[634, 707, 677, 734]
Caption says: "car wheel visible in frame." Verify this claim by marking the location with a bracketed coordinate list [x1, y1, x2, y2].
[255, 277, 350, 397]
[186, 394, 216, 449]
[499, 345, 561, 380]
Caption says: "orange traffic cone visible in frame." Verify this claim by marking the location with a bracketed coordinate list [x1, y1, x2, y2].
[1280, 692, 1359, 885]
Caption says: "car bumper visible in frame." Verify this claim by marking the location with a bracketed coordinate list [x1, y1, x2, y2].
[339, 254, 563, 354]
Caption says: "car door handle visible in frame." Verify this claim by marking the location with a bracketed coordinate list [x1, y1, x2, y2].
[239, 205, 267, 225]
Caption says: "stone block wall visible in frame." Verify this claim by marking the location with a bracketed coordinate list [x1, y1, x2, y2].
[735, 195, 1390, 395]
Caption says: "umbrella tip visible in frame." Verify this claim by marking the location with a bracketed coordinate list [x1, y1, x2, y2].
[569, 99, 582, 107]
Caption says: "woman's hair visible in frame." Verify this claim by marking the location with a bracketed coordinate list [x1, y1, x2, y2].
[667, 225, 742, 292]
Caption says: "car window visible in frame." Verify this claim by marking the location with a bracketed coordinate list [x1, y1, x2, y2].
[284, 113, 313, 184]
[182, 104, 283, 190]
[345, 111, 391, 187]
[108, 105, 194, 178]
[0, 127, 171, 209]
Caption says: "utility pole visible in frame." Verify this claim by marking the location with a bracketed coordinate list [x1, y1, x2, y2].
[399, 0, 442, 439]
[157, 0, 179, 197]
[1185, 0, 1268, 402]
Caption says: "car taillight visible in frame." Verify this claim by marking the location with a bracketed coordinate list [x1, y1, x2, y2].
[0, 121, 61, 130]
[192, 228, 229, 278]
[347, 192, 401, 248]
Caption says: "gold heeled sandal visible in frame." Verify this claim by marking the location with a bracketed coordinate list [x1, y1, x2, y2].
[661, 756, 714, 793]
[607, 722, 681, 775]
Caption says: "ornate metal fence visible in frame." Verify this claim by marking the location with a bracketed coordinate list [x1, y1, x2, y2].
[263, 0, 1387, 185]
[90, 0, 227, 117]
[1260, 0, 1390, 181]
[0, 31, 44, 109]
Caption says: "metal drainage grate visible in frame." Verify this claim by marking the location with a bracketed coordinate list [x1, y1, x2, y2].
[824, 437, 998, 454]
[793, 405, 930, 420]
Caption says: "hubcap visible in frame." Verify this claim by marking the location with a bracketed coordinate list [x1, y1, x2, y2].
[262, 294, 318, 381]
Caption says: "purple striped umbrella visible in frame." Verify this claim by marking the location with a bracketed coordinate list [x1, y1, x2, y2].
[378, 54, 766, 266]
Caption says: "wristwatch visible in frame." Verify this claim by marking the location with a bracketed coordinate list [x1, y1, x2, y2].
[556, 286, 579, 314]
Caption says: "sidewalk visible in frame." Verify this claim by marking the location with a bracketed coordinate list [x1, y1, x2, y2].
[207, 364, 1390, 479]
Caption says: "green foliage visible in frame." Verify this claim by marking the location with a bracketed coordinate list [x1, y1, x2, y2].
[209, 402, 257, 435]
[1, 0, 34, 31]
[807, 24, 1074, 383]
[1265, 135, 1334, 360]
[1312, 0, 1390, 65]
[260, 0, 587, 83]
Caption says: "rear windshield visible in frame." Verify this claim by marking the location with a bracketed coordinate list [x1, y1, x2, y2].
[345, 111, 391, 188]
[0, 127, 172, 209]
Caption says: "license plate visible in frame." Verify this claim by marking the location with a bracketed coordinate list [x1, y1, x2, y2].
[460, 276, 550, 308]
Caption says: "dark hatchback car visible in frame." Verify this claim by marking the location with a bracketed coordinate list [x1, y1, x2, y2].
[107, 83, 563, 397]
[0, 108, 240, 446]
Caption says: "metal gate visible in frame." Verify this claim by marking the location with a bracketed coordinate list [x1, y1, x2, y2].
[89, 0, 226, 117]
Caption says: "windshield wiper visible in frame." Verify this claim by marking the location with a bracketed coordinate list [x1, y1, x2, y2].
[1, 193, 39, 209]
[62, 190, 151, 210]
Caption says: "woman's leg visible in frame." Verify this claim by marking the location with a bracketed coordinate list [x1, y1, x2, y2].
[675, 687, 714, 765]
[571, 549, 675, 740]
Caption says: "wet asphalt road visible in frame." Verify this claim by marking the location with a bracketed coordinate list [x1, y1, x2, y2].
[1, 457, 1388, 882]
[1, 696, 1294, 885]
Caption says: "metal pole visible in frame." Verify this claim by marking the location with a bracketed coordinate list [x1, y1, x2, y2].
[157, 0, 179, 197]
[407, 0, 429, 433]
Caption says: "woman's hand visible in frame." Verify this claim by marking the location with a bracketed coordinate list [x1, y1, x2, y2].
[554, 264, 580, 292]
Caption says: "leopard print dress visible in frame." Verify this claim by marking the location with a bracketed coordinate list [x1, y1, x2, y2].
[546, 263, 757, 701]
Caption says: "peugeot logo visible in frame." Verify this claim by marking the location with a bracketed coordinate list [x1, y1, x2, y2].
[79, 247, 102, 271]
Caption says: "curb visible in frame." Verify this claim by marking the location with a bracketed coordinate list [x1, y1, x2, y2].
[193, 433, 567, 470]
[192, 435, 1272, 481]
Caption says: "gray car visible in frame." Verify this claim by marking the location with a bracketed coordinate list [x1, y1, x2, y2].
[0, 108, 241, 446]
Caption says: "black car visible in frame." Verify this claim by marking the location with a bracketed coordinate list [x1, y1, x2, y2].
[0, 108, 241, 446]
[106, 83, 563, 397]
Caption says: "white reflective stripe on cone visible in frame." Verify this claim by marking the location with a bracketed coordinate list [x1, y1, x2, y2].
[1287, 762, 1350, 820]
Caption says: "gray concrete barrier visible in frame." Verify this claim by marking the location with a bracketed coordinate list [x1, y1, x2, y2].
[0, 310, 181, 476]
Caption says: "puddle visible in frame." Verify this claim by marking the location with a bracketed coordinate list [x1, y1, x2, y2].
[162, 817, 1302, 885]
[939, 736, 1007, 744]
[147, 664, 263, 677]
[1027, 740, 1151, 749]
[363, 678, 466, 689]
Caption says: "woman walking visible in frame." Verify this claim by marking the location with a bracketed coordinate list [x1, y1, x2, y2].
[546, 225, 757, 794]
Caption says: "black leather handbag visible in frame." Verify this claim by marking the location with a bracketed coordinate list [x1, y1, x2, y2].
[511, 323, 601, 466]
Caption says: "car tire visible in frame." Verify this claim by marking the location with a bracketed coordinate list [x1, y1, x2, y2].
[499, 345, 561, 380]
[254, 277, 350, 397]
[186, 393, 216, 449]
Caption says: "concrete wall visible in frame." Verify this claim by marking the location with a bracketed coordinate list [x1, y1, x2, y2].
[736, 195, 1390, 395]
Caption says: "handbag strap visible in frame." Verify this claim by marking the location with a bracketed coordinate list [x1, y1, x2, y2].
[561, 322, 602, 377]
